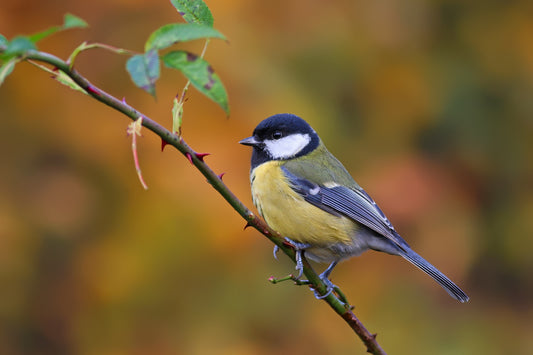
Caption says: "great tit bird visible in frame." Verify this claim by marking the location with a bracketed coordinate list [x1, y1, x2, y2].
[240, 113, 469, 302]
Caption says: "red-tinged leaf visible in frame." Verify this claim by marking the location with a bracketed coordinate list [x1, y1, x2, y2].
[163, 50, 229, 115]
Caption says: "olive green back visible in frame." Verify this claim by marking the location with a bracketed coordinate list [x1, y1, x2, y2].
[282, 142, 360, 189]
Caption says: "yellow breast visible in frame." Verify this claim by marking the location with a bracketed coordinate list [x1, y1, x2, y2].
[251, 161, 355, 246]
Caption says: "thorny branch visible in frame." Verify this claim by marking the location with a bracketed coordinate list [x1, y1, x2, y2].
[2, 48, 387, 355]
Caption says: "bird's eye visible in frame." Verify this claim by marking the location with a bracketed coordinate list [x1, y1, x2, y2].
[272, 131, 283, 140]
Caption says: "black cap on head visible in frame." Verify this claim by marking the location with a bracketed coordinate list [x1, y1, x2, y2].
[240, 113, 320, 167]
[252, 113, 315, 139]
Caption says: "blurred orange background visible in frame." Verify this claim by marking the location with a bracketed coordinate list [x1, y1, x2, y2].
[1, 1, 532, 354]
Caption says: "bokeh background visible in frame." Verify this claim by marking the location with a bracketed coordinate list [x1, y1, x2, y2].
[1, 0, 532, 354]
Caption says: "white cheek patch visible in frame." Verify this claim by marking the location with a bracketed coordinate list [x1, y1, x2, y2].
[264, 133, 311, 159]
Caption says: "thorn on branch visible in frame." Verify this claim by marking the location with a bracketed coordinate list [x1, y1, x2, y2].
[185, 151, 210, 164]
[195, 152, 210, 162]
[364, 334, 379, 354]
[161, 138, 169, 152]
[86, 85, 100, 96]
[243, 222, 252, 230]
[217, 172, 225, 180]
[186, 152, 193, 164]
[51, 67, 59, 79]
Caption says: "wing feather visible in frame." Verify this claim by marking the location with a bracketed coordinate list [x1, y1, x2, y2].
[282, 166, 409, 251]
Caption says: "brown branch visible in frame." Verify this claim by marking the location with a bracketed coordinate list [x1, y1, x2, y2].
[7, 48, 386, 355]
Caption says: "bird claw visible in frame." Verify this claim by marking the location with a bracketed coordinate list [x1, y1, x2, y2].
[313, 285, 334, 299]
[273, 245, 279, 260]
[283, 237, 310, 280]
[313, 272, 338, 300]
[271, 240, 306, 279]
[294, 250, 304, 279]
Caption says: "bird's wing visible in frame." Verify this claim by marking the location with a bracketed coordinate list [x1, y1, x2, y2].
[282, 166, 410, 251]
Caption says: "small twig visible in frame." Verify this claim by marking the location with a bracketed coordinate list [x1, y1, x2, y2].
[67, 41, 138, 68]
[268, 274, 311, 285]
[127, 116, 148, 190]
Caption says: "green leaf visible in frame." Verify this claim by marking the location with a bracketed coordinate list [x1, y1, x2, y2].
[3, 36, 36, 57]
[63, 13, 89, 29]
[28, 26, 60, 43]
[29, 13, 88, 43]
[145, 23, 225, 51]
[0, 57, 19, 86]
[126, 50, 160, 97]
[170, 0, 214, 27]
[23, 59, 88, 94]
[0, 34, 7, 49]
[53, 70, 88, 94]
[163, 51, 229, 115]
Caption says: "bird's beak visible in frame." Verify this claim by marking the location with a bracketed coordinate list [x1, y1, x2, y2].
[239, 136, 260, 146]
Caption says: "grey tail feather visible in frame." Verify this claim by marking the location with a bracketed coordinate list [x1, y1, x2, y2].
[399, 248, 469, 303]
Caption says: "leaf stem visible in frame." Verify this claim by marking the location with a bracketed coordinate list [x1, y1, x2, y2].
[173, 38, 210, 133]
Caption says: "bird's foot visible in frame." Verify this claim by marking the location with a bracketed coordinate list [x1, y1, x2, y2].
[271, 241, 349, 305]
[312, 267, 339, 299]
[283, 237, 311, 280]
